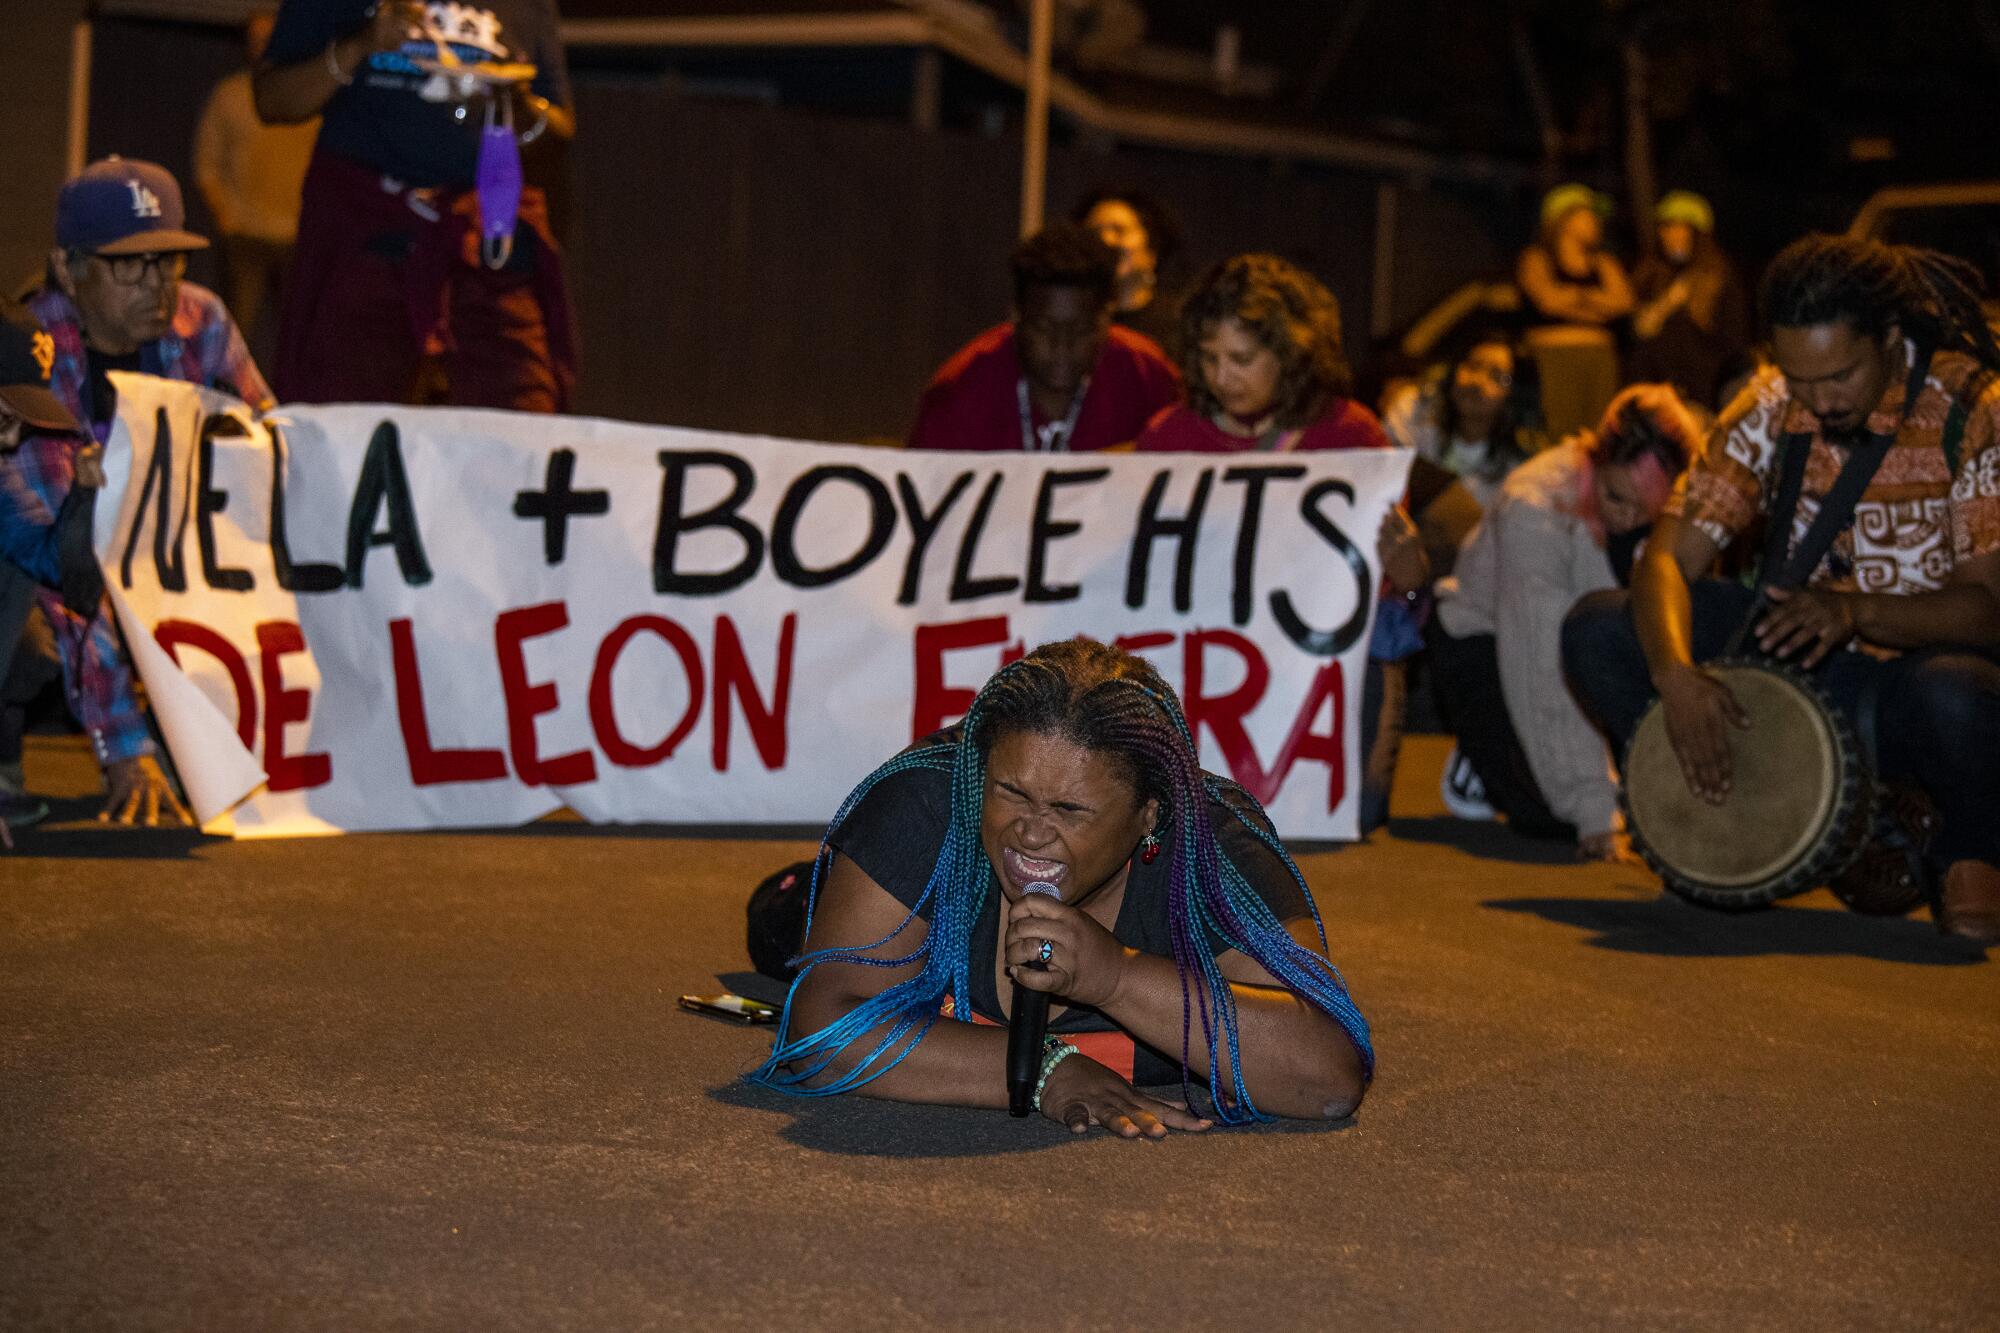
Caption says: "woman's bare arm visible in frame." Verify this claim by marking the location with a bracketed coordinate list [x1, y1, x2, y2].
[1093, 919, 1368, 1120]
[253, 2, 419, 124]
[781, 852, 1012, 1107]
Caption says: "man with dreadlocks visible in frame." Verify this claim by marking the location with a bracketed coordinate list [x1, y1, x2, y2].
[749, 638, 1372, 1133]
[1563, 233, 2000, 942]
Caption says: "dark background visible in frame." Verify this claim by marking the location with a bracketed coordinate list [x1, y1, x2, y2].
[4, 1, 1997, 442]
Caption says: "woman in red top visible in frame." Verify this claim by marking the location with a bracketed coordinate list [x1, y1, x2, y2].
[1137, 254, 1424, 832]
[1135, 252, 1388, 455]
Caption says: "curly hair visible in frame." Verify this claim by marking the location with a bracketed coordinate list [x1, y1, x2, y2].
[1010, 222, 1120, 310]
[1758, 233, 2000, 371]
[1178, 253, 1354, 429]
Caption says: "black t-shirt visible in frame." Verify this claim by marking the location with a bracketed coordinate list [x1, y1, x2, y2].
[829, 761, 1311, 1085]
[85, 349, 142, 434]
[266, 0, 571, 187]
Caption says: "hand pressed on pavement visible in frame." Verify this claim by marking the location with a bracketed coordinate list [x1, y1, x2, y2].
[100, 754, 193, 827]
[1577, 829, 1641, 864]
[1037, 1053, 1212, 1139]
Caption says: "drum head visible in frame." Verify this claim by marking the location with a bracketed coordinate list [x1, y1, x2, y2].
[1626, 666, 1842, 892]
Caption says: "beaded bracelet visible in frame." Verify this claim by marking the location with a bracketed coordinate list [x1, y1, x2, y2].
[1031, 1037, 1080, 1114]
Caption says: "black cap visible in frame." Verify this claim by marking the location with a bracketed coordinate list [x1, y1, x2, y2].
[0, 301, 80, 434]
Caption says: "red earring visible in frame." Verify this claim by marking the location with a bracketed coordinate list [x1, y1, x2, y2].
[1139, 833, 1161, 865]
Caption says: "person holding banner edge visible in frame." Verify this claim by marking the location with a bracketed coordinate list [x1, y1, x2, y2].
[750, 638, 1372, 1133]
[13, 158, 263, 827]
[0, 300, 104, 837]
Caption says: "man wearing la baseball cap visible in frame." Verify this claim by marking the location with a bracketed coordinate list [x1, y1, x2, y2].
[32, 156, 272, 440]
[7, 156, 271, 829]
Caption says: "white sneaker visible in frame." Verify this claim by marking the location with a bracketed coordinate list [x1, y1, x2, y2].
[1440, 745, 1497, 821]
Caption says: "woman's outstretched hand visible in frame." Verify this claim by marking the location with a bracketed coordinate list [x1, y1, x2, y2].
[1004, 892, 1127, 1008]
[1037, 1054, 1213, 1138]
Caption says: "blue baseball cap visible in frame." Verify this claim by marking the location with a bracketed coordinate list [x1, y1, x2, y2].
[56, 156, 209, 256]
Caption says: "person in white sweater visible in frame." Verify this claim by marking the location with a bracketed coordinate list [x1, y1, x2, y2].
[1430, 383, 1703, 859]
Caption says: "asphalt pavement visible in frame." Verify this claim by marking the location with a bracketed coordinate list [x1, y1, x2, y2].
[2, 734, 1994, 1331]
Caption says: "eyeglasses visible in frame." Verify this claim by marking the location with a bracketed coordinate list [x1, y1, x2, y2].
[89, 251, 188, 287]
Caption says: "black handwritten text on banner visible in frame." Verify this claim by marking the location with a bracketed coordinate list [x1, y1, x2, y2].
[96, 375, 1410, 838]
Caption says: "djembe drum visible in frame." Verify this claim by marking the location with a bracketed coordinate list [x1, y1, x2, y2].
[1623, 660, 1878, 910]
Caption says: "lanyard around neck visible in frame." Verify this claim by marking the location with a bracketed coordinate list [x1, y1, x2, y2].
[1017, 376, 1089, 453]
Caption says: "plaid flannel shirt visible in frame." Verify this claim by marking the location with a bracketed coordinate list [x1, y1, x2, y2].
[3, 279, 272, 766]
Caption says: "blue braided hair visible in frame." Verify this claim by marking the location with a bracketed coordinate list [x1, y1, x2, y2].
[746, 638, 1373, 1122]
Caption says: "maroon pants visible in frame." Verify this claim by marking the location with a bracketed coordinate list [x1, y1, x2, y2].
[277, 149, 576, 412]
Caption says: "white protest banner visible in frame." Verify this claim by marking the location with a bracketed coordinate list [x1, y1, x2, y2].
[94, 374, 1412, 839]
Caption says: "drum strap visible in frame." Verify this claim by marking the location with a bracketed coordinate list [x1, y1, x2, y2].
[1728, 349, 1935, 656]
[1940, 366, 1994, 478]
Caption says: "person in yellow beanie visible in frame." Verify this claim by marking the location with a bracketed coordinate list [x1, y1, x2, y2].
[1630, 191, 1752, 408]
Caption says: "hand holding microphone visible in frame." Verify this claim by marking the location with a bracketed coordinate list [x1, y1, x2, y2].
[1004, 884, 1131, 1116]
[1005, 881, 1060, 1117]
[1002, 888, 1210, 1136]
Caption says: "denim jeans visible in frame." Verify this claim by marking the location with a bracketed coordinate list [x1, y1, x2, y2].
[1561, 580, 2000, 867]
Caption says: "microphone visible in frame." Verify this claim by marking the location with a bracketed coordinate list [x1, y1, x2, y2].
[1007, 881, 1061, 1117]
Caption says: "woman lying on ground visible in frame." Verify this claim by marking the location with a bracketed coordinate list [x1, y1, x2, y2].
[748, 639, 1373, 1135]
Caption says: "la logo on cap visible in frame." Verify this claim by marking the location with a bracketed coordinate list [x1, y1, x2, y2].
[127, 180, 163, 219]
[30, 332, 54, 381]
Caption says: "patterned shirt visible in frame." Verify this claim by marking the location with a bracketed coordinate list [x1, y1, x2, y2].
[1669, 351, 2000, 596]
[25, 279, 273, 442]
[3, 280, 272, 766]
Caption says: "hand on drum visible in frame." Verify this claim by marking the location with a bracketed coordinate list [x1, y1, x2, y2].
[1656, 664, 1749, 804]
[1754, 586, 1856, 667]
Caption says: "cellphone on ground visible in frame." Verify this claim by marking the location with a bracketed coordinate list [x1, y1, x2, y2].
[678, 993, 778, 1025]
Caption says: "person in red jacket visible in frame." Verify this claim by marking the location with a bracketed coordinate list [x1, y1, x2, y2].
[907, 223, 1180, 453]
[1136, 252, 1387, 455]
[1140, 253, 1414, 830]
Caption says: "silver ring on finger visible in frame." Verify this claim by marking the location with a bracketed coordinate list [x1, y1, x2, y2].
[1036, 939, 1054, 965]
